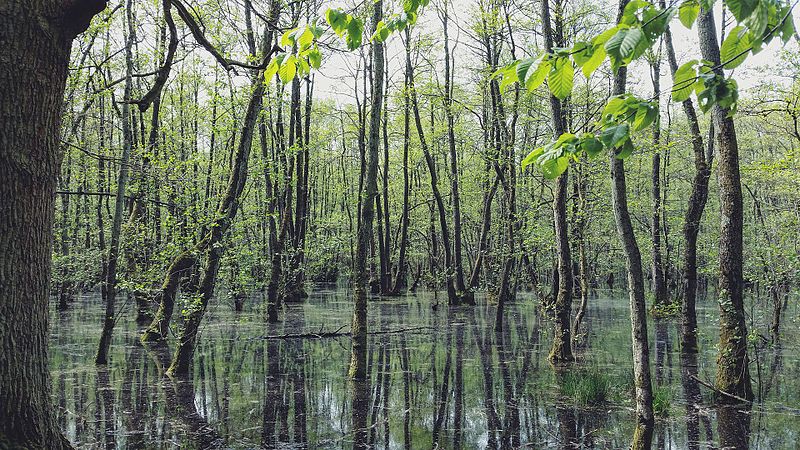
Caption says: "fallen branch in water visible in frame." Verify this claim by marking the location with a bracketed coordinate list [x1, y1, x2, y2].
[689, 373, 751, 404]
[255, 325, 433, 340]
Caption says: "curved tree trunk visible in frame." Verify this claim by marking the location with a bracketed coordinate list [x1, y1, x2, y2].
[664, 17, 714, 350]
[0, 0, 106, 447]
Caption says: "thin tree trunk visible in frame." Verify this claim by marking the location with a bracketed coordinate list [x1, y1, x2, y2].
[391, 30, 413, 296]
[649, 56, 668, 307]
[441, 0, 471, 303]
[609, 2, 654, 447]
[407, 32, 458, 305]
[542, 0, 574, 364]
[350, 0, 384, 380]
[96, 0, 134, 365]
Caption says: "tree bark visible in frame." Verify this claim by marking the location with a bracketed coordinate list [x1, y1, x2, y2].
[695, 7, 754, 402]
[0, 0, 106, 447]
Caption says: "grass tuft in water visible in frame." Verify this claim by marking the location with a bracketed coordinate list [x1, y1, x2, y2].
[653, 386, 673, 417]
[559, 368, 612, 405]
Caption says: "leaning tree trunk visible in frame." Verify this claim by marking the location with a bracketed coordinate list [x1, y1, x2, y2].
[0, 0, 106, 447]
[349, 0, 384, 380]
[609, 2, 654, 447]
[167, 14, 279, 375]
[696, 7, 754, 402]
[542, 0, 574, 364]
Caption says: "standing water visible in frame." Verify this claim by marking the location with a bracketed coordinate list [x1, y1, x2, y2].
[50, 287, 798, 448]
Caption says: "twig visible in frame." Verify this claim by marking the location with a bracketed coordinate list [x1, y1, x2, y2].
[689, 373, 751, 404]
[255, 325, 433, 340]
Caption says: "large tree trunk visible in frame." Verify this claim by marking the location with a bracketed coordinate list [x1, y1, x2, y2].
[695, 7, 754, 402]
[0, 1, 106, 447]
[542, 0, 574, 364]
[349, 0, 384, 380]
[609, 2, 654, 447]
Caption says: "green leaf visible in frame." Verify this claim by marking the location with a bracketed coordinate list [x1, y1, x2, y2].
[281, 28, 297, 47]
[571, 42, 592, 67]
[720, 26, 752, 69]
[548, 57, 574, 100]
[345, 18, 364, 50]
[372, 20, 391, 42]
[726, 0, 758, 22]
[642, 6, 675, 40]
[526, 58, 550, 91]
[279, 55, 297, 83]
[541, 156, 570, 179]
[744, 1, 769, 42]
[298, 27, 314, 50]
[672, 60, 698, 102]
[264, 58, 279, 82]
[623, 0, 650, 21]
[582, 46, 606, 78]
[616, 139, 634, 159]
[499, 64, 519, 91]
[619, 27, 648, 60]
[599, 123, 630, 148]
[678, 0, 699, 28]
[522, 147, 544, 170]
[779, 7, 796, 44]
[603, 96, 627, 117]
[594, 26, 621, 46]
[326, 9, 349, 36]
[516, 58, 535, 84]
[632, 104, 658, 131]
[307, 47, 322, 69]
[580, 135, 604, 158]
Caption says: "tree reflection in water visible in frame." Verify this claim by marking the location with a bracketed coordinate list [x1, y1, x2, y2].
[49, 290, 799, 448]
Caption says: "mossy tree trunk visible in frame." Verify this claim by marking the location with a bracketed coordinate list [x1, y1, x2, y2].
[696, 7, 754, 403]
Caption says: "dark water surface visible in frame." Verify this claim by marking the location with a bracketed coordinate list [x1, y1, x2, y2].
[50, 287, 799, 449]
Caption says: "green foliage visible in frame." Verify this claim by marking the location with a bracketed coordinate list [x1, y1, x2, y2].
[522, 93, 657, 177]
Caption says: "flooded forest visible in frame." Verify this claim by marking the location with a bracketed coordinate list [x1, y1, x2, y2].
[1, 0, 799, 448]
